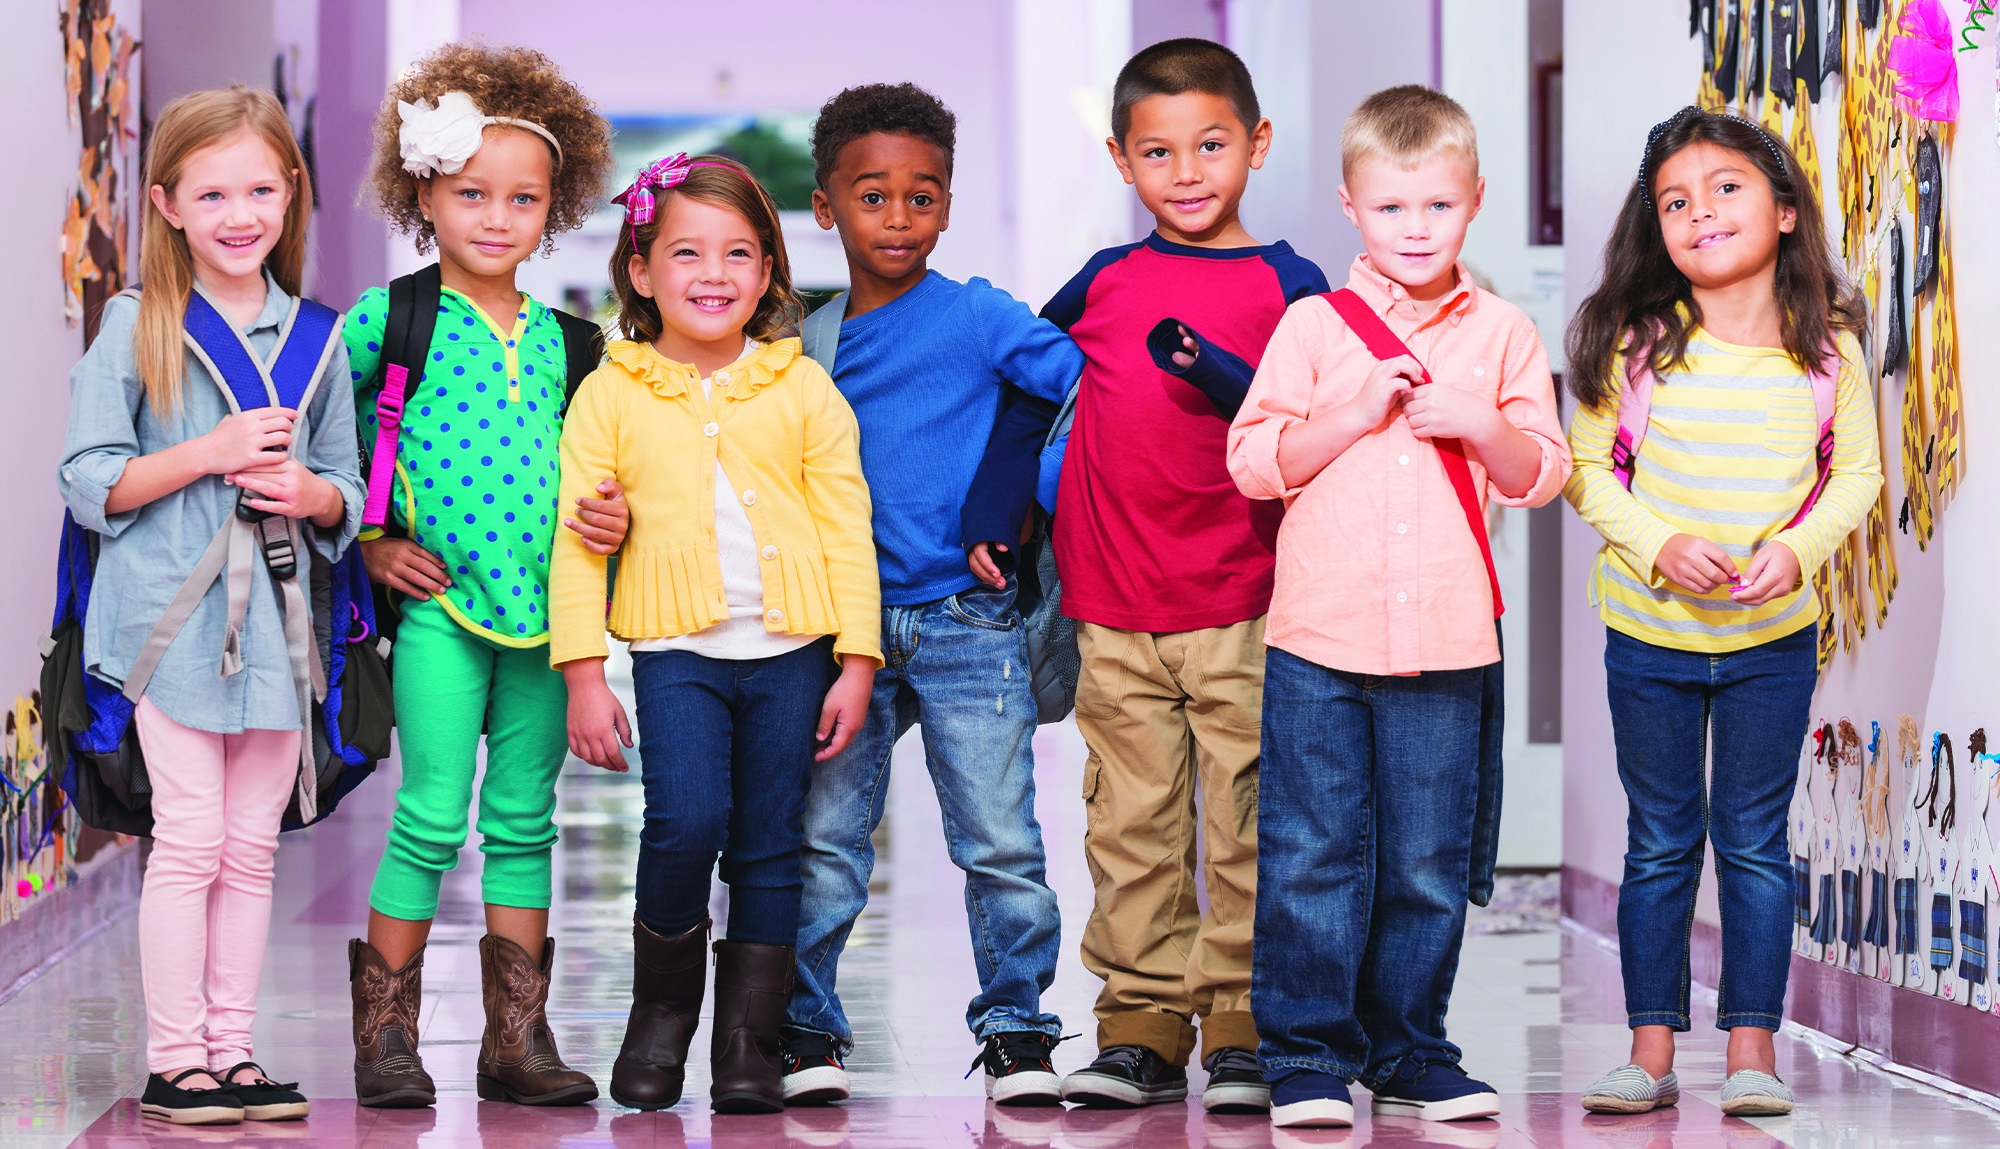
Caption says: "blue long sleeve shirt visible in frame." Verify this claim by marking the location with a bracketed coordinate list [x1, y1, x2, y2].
[820, 271, 1082, 605]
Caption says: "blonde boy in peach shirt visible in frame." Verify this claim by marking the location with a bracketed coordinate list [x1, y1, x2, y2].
[1224, 86, 1570, 1129]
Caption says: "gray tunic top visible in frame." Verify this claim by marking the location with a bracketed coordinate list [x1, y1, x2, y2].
[57, 275, 365, 733]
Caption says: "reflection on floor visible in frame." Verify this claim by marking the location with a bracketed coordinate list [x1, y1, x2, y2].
[5, 658, 2000, 1147]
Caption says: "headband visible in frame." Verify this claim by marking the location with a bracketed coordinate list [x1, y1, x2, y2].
[399, 91, 563, 179]
[1636, 105, 1789, 210]
[610, 152, 745, 250]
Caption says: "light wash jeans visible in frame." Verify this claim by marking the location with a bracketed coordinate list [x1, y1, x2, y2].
[787, 581, 1062, 1048]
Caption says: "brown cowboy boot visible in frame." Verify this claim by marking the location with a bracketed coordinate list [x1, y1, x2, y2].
[610, 917, 710, 1110]
[349, 938, 437, 1108]
[475, 935, 599, 1106]
[709, 939, 795, 1113]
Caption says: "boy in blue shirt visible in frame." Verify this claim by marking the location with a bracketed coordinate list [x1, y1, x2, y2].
[781, 82, 1081, 1109]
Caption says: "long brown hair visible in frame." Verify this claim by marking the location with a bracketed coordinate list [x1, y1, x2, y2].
[608, 156, 803, 345]
[136, 86, 311, 413]
[1565, 106, 1863, 411]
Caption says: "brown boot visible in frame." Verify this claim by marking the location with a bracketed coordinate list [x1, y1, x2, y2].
[475, 935, 599, 1106]
[609, 917, 710, 1110]
[709, 939, 795, 1113]
[349, 938, 436, 1108]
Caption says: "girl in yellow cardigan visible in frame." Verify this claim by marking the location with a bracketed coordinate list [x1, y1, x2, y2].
[549, 154, 880, 1115]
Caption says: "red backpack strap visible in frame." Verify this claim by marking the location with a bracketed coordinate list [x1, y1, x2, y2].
[1321, 289, 1502, 618]
[1783, 347, 1839, 529]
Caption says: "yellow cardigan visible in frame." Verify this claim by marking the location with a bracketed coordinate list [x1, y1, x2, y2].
[549, 337, 882, 668]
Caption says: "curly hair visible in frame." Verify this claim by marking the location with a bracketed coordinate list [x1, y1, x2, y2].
[809, 82, 956, 190]
[364, 42, 612, 255]
[608, 156, 804, 345]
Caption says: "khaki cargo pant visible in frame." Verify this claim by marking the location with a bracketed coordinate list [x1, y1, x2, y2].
[1075, 617, 1264, 1066]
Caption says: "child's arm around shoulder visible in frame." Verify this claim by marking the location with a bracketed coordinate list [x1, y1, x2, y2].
[548, 365, 625, 669]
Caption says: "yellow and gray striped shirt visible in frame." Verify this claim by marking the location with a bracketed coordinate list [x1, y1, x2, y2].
[1564, 328, 1882, 653]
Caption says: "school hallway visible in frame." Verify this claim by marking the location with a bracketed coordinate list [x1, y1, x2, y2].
[1, 644, 1995, 1149]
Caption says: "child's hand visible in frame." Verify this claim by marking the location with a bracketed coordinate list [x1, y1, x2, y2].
[1732, 540, 1802, 606]
[561, 660, 632, 772]
[1348, 356, 1421, 425]
[1656, 532, 1741, 593]
[969, 542, 1009, 589]
[814, 656, 876, 762]
[361, 537, 451, 600]
[564, 478, 629, 555]
[1402, 381, 1501, 442]
[229, 458, 342, 523]
[203, 408, 296, 474]
[1169, 324, 1200, 370]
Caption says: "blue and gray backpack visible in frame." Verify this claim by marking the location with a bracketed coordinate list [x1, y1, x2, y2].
[40, 288, 392, 837]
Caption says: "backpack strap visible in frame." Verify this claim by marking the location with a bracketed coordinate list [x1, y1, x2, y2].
[800, 292, 848, 376]
[1611, 340, 1658, 492]
[1321, 289, 1503, 618]
[362, 264, 442, 526]
[1785, 356, 1839, 529]
[551, 307, 605, 414]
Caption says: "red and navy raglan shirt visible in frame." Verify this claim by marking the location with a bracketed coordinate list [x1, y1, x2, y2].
[962, 234, 1328, 632]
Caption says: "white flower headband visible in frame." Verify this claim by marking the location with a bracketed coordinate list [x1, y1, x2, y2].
[398, 90, 563, 179]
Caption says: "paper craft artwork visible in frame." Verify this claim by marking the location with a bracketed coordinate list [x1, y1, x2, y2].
[1961, 730, 1996, 1011]
[58, 0, 139, 340]
[1897, 716, 1929, 988]
[1888, 0, 1959, 122]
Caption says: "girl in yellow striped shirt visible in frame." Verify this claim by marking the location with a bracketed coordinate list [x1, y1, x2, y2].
[1564, 107, 1880, 1119]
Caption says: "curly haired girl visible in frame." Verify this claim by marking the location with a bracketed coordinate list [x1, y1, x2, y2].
[340, 43, 622, 1109]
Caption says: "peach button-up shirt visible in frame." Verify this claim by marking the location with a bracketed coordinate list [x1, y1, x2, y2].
[1227, 256, 1571, 675]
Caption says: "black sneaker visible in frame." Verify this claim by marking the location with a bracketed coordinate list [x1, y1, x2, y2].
[1060, 1044, 1188, 1108]
[1199, 1046, 1271, 1113]
[967, 1031, 1063, 1107]
[780, 1028, 851, 1105]
[140, 1069, 244, 1125]
[220, 1060, 310, 1121]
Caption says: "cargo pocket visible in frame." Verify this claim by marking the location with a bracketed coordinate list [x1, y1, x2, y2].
[1231, 765, 1260, 842]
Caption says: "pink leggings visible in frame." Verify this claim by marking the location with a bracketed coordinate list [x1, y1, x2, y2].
[132, 697, 300, 1072]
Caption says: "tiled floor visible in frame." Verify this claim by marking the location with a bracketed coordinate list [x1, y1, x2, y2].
[6, 658, 2000, 1146]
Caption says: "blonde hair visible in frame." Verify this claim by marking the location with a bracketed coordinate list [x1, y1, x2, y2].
[1340, 84, 1479, 182]
[136, 86, 311, 413]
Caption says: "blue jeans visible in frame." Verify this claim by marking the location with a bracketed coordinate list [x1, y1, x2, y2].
[630, 639, 834, 946]
[787, 581, 1062, 1046]
[1605, 625, 1816, 1032]
[1253, 647, 1484, 1085]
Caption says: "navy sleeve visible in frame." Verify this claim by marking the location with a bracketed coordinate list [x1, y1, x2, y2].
[1267, 248, 1333, 303]
[960, 386, 1061, 555]
[1039, 242, 1139, 332]
[1145, 318, 1257, 418]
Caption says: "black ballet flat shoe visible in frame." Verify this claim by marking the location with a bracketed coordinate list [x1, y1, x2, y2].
[221, 1061, 311, 1121]
[140, 1069, 244, 1125]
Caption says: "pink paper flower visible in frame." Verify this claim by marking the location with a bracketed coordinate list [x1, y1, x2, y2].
[1889, 0, 1960, 122]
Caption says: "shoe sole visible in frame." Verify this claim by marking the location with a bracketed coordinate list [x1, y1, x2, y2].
[1721, 1095, 1794, 1117]
[783, 1065, 851, 1106]
[140, 1103, 243, 1125]
[1271, 1097, 1354, 1127]
[713, 1090, 785, 1114]
[609, 1087, 684, 1111]
[475, 1074, 600, 1106]
[1201, 1081, 1272, 1114]
[241, 1101, 311, 1121]
[1061, 1085, 1189, 1108]
[1581, 1091, 1678, 1114]
[987, 1069, 1063, 1108]
[1372, 1092, 1501, 1122]
[357, 1088, 436, 1109]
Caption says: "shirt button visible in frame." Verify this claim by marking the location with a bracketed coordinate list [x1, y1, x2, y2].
[766, 608, 784, 624]
[1473, 365, 1485, 378]
[1398, 454, 1410, 466]
[761, 545, 777, 560]
[716, 371, 730, 385]
[1396, 522, 1408, 535]
[703, 422, 719, 437]
[62, 468, 73, 481]
[1396, 591, 1409, 603]
[741, 490, 757, 506]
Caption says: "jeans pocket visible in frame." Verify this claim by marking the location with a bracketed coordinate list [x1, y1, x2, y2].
[944, 582, 1019, 632]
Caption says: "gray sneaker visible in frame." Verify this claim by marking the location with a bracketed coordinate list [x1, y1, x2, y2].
[1581, 1064, 1680, 1114]
[1720, 1069, 1794, 1116]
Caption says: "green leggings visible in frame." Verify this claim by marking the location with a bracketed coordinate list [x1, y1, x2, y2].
[368, 598, 569, 919]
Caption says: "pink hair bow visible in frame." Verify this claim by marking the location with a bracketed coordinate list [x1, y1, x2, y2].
[612, 152, 696, 231]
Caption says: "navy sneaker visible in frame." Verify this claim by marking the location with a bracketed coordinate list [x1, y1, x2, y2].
[1060, 1045, 1188, 1108]
[1269, 1069, 1353, 1128]
[780, 1028, 851, 1106]
[1369, 1053, 1500, 1122]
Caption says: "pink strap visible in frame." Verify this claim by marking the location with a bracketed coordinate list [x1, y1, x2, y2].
[361, 363, 409, 527]
[1784, 363, 1838, 529]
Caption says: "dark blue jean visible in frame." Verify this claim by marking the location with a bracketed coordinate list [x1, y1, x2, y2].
[630, 639, 834, 946]
[1605, 624, 1816, 1032]
[788, 581, 1061, 1046]
[1252, 646, 1485, 1085]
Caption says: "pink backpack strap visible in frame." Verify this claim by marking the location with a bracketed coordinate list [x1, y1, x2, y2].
[1783, 349, 1839, 529]
[1610, 340, 1656, 492]
[360, 363, 409, 527]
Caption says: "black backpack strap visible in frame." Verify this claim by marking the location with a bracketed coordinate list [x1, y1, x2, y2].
[382, 262, 443, 392]
[551, 307, 606, 415]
